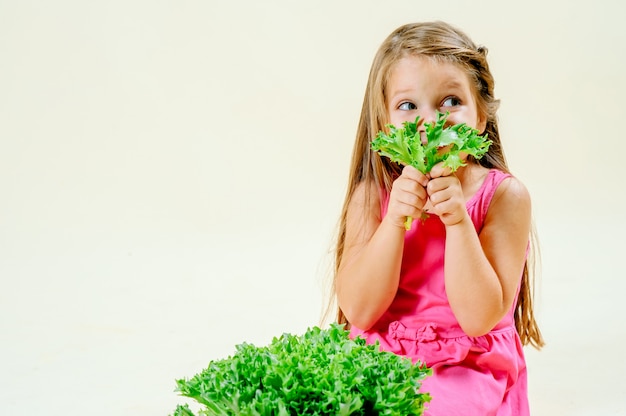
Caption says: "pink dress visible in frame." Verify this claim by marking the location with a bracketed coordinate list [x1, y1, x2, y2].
[350, 169, 529, 416]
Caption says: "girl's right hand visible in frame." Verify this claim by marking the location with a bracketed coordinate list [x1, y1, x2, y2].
[385, 165, 429, 229]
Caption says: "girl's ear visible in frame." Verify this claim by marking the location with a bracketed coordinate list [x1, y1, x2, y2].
[477, 111, 488, 135]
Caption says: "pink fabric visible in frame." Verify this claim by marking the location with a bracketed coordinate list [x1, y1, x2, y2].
[350, 169, 529, 416]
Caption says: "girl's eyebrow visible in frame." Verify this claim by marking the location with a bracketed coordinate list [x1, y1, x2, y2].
[441, 79, 466, 90]
[387, 88, 419, 105]
[388, 88, 414, 97]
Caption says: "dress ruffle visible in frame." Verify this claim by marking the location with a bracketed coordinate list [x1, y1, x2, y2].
[353, 320, 528, 415]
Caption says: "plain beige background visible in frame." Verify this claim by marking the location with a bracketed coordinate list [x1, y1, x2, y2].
[1, 0, 625, 414]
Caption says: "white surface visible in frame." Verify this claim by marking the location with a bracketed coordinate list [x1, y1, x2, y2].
[1, 0, 625, 414]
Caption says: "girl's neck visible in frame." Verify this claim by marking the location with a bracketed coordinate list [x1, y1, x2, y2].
[456, 162, 490, 202]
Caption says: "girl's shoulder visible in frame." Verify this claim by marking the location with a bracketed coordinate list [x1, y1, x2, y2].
[490, 170, 530, 205]
[468, 165, 528, 201]
[350, 180, 382, 206]
[347, 180, 385, 221]
[482, 169, 531, 222]
[465, 166, 530, 225]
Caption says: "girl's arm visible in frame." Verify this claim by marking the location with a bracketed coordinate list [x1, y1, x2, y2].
[428, 166, 531, 336]
[336, 166, 428, 330]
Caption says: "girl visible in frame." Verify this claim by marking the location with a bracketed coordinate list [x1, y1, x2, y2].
[333, 21, 544, 415]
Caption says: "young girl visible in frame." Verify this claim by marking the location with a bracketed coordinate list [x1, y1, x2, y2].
[333, 21, 544, 415]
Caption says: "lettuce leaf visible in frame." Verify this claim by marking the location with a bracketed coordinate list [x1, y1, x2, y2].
[171, 324, 431, 416]
[371, 112, 492, 229]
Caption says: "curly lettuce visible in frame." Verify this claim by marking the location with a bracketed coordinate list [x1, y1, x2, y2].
[371, 112, 492, 229]
[171, 324, 431, 416]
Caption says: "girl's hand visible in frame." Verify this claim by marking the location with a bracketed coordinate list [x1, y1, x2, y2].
[427, 163, 468, 226]
[385, 165, 428, 229]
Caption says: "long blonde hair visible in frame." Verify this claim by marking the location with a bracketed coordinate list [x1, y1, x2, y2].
[331, 21, 544, 349]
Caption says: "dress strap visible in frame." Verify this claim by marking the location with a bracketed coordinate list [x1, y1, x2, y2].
[466, 169, 512, 230]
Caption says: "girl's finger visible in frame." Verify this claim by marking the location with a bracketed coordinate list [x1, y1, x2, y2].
[402, 165, 429, 186]
[429, 162, 453, 179]
[427, 176, 455, 195]
[397, 177, 428, 201]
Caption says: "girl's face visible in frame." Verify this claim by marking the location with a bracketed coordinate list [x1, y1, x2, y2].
[386, 55, 486, 136]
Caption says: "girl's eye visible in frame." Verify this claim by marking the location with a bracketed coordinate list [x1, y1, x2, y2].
[442, 96, 461, 107]
[398, 102, 417, 111]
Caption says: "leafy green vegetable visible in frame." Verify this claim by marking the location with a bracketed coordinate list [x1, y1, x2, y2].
[171, 323, 431, 416]
[371, 112, 492, 229]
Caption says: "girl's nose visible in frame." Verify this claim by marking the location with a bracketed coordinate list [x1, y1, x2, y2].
[418, 107, 438, 125]
[417, 108, 437, 145]
[417, 126, 427, 145]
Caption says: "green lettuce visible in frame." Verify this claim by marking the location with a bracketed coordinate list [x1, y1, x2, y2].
[371, 112, 492, 229]
[171, 324, 431, 416]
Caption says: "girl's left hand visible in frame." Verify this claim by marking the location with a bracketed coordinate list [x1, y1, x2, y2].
[427, 163, 468, 226]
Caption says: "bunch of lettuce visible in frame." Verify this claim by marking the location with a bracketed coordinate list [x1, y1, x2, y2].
[371, 112, 492, 229]
[171, 324, 431, 416]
